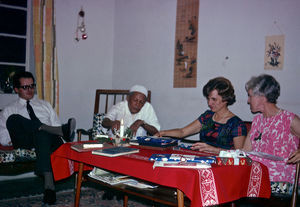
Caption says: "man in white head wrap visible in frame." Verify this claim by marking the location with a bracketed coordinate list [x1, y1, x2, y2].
[102, 85, 160, 137]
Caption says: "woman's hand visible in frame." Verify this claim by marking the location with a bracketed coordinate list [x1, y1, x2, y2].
[154, 120, 201, 138]
[154, 130, 166, 137]
[191, 142, 219, 154]
[287, 149, 300, 164]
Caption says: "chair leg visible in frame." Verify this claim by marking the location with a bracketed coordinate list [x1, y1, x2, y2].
[291, 162, 300, 207]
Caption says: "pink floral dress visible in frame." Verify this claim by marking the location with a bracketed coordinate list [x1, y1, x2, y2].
[249, 110, 299, 184]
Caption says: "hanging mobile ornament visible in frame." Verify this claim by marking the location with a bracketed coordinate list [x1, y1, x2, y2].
[75, 7, 88, 41]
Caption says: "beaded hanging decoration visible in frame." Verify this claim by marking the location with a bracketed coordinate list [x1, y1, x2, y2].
[75, 7, 88, 42]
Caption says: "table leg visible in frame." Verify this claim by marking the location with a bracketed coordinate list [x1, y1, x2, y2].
[75, 162, 84, 207]
[177, 189, 184, 207]
[123, 194, 128, 207]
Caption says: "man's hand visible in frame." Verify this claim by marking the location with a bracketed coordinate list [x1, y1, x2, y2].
[102, 118, 121, 133]
[111, 120, 121, 132]
[287, 149, 300, 164]
[129, 119, 144, 136]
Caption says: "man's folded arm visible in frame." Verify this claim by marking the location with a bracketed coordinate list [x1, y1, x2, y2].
[102, 118, 113, 128]
[141, 121, 158, 136]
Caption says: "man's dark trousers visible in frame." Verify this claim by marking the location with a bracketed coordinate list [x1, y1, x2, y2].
[6, 114, 63, 175]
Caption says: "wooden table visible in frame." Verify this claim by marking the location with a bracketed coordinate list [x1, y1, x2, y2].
[51, 142, 271, 207]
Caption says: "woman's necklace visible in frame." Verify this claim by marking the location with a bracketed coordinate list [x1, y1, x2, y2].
[213, 110, 231, 123]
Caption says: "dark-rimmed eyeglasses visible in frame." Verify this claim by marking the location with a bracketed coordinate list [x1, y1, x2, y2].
[19, 83, 36, 90]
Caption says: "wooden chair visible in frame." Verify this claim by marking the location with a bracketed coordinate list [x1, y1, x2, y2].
[243, 121, 252, 134]
[93, 89, 151, 114]
[77, 89, 151, 141]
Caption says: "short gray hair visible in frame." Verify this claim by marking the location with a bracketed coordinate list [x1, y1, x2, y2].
[245, 74, 280, 104]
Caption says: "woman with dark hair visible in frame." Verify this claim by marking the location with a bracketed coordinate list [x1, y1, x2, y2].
[156, 77, 247, 154]
[243, 74, 300, 194]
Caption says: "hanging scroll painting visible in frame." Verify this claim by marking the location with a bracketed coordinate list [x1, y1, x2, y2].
[173, 0, 199, 88]
[264, 35, 285, 70]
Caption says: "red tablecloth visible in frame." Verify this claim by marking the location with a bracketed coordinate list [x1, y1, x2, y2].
[51, 143, 271, 207]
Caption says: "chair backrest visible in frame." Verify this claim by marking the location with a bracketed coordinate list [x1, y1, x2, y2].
[93, 89, 151, 114]
[244, 121, 252, 134]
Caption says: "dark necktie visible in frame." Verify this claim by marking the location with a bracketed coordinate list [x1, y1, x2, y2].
[26, 100, 40, 121]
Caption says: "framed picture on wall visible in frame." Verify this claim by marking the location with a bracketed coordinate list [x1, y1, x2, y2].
[173, 0, 199, 88]
[264, 35, 285, 70]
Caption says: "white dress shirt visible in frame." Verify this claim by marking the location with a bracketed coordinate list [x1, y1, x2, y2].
[105, 100, 160, 137]
[0, 96, 61, 146]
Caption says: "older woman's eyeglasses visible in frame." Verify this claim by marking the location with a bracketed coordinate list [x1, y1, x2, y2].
[19, 83, 36, 90]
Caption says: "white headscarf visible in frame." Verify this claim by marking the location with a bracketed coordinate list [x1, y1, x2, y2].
[129, 85, 148, 97]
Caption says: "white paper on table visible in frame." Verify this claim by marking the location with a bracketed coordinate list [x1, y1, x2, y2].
[83, 143, 104, 149]
[153, 161, 211, 169]
[247, 151, 284, 161]
[219, 149, 247, 158]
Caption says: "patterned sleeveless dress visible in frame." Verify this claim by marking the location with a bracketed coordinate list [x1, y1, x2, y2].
[249, 110, 299, 193]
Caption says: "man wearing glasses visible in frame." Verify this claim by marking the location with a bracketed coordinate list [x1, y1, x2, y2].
[0, 71, 75, 205]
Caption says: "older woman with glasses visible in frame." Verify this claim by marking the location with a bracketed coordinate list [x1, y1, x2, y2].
[243, 74, 300, 194]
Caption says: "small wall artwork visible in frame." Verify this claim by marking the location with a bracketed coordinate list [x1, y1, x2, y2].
[173, 0, 199, 88]
[264, 35, 285, 70]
